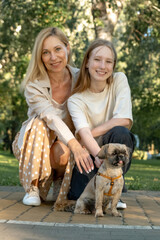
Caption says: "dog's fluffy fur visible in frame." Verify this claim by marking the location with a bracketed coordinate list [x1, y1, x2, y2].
[74, 143, 130, 217]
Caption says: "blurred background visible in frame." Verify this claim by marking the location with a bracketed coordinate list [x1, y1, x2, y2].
[0, 0, 160, 158]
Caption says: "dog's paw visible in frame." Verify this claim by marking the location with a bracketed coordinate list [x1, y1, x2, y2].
[81, 209, 91, 214]
[74, 208, 91, 214]
[104, 208, 112, 215]
[74, 209, 80, 214]
[54, 200, 75, 212]
[112, 210, 122, 217]
[95, 210, 104, 218]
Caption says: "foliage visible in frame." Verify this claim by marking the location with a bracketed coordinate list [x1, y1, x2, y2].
[116, 0, 160, 150]
[0, 0, 160, 152]
[0, 0, 72, 150]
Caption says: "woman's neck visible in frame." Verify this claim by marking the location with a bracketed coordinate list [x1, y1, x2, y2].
[48, 68, 68, 85]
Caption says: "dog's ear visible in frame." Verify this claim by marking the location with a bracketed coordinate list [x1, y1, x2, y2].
[97, 144, 109, 159]
[126, 146, 132, 160]
[125, 146, 132, 157]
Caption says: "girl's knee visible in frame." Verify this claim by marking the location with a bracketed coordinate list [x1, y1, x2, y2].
[110, 126, 130, 135]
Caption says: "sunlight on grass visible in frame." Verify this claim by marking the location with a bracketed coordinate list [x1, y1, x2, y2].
[0, 151, 20, 186]
[0, 151, 160, 190]
[125, 159, 160, 191]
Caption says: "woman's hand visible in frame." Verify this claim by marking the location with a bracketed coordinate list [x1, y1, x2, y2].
[68, 138, 94, 174]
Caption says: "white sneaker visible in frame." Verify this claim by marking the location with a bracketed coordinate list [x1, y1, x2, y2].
[108, 199, 127, 209]
[117, 200, 127, 209]
[23, 185, 41, 206]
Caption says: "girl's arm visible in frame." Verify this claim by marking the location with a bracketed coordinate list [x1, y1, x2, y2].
[78, 127, 103, 168]
[91, 118, 131, 138]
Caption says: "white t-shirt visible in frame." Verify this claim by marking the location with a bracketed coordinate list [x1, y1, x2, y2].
[67, 72, 133, 145]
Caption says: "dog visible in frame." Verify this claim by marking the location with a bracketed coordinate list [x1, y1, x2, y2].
[74, 143, 130, 217]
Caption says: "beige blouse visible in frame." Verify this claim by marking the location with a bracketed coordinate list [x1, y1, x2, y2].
[18, 66, 79, 149]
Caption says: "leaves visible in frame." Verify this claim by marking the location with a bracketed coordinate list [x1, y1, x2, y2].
[0, 0, 160, 152]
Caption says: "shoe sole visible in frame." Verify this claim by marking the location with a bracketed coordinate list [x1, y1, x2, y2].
[23, 201, 41, 206]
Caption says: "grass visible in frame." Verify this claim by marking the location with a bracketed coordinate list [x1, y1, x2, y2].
[0, 150, 20, 186]
[0, 151, 160, 191]
[125, 158, 160, 191]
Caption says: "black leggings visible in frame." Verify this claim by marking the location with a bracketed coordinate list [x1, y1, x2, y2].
[68, 126, 135, 200]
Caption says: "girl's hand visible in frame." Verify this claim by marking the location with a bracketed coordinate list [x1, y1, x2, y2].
[94, 156, 103, 168]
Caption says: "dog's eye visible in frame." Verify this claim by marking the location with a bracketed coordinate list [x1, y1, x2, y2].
[112, 152, 117, 155]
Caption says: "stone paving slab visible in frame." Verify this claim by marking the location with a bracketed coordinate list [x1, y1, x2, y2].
[0, 223, 160, 240]
[0, 186, 160, 229]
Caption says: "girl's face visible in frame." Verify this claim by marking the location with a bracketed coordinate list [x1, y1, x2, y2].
[41, 36, 69, 73]
[86, 46, 114, 83]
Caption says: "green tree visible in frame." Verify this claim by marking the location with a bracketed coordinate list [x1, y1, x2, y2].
[116, 0, 160, 150]
[0, 0, 160, 153]
[0, 0, 70, 151]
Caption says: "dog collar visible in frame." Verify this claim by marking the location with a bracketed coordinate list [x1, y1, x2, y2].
[97, 172, 122, 196]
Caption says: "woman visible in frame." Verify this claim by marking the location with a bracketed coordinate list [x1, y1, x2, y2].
[12, 27, 93, 206]
[67, 39, 135, 208]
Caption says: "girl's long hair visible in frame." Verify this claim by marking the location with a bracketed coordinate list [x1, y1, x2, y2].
[72, 39, 117, 95]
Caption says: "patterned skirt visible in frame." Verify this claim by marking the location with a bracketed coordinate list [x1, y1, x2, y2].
[12, 117, 75, 204]
[12, 117, 57, 200]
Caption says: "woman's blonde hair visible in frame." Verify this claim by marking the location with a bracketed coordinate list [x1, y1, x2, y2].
[21, 27, 71, 91]
[72, 39, 117, 94]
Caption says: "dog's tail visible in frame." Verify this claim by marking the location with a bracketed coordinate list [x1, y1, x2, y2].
[53, 200, 76, 212]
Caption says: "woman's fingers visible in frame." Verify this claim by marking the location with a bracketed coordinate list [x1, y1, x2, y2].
[75, 159, 83, 174]
[74, 151, 94, 174]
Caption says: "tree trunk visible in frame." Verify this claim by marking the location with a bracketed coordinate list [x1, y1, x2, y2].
[91, 0, 125, 41]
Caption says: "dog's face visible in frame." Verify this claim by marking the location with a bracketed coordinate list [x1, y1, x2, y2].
[97, 143, 130, 168]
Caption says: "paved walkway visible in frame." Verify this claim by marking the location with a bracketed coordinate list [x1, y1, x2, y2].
[0, 186, 160, 239]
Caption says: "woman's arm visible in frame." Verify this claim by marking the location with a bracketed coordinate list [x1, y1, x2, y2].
[25, 82, 75, 145]
[26, 82, 94, 173]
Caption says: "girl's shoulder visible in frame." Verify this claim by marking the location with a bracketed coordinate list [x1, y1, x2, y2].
[113, 72, 128, 85]
[69, 91, 84, 101]
[113, 72, 127, 80]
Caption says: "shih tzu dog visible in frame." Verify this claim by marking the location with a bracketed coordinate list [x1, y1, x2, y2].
[74, 143, 130, 217]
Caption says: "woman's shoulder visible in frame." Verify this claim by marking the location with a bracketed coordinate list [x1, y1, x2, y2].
[25, 78, 51, 97]
[26, 77, 50, 88]
[68, 65, 79, 78]
[68, 65, 80, 87]
[68, 65, 79, 73]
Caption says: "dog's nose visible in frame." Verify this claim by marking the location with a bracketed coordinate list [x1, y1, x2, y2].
[118, 154, 124, 160]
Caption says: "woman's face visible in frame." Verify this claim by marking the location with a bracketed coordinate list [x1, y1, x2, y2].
[86, 46, 114, 83]
[41, 36, 69, 73]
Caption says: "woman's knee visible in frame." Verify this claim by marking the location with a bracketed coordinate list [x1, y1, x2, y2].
[50, 140, 70, 169]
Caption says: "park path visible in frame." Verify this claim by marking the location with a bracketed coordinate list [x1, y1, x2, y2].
[0, 186, 160, 239]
